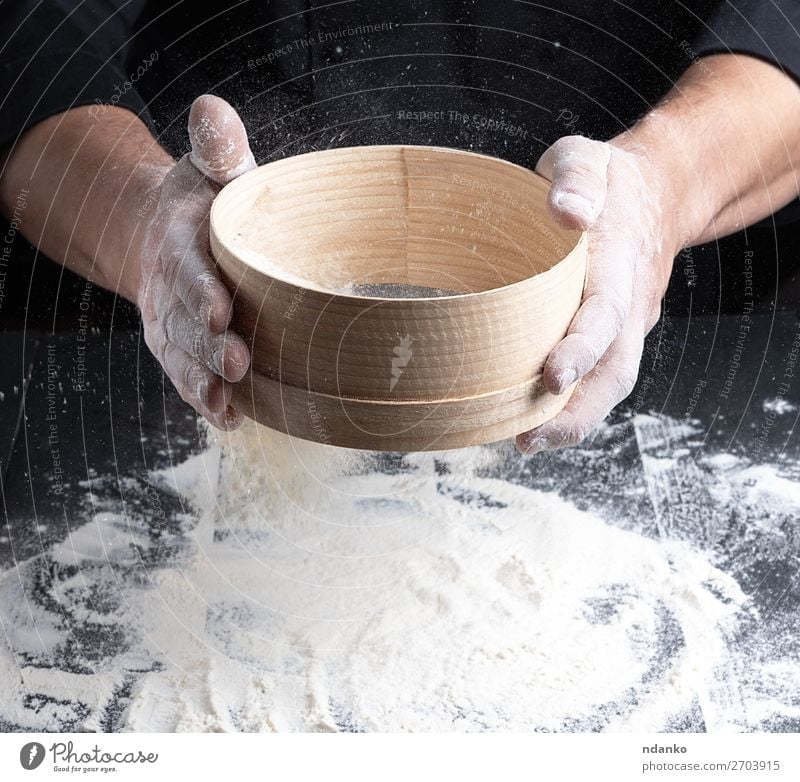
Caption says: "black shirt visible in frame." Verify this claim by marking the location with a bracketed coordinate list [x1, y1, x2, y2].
[2, 0, 800, 174]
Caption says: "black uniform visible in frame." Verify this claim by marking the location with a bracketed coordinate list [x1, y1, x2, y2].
[1, 1, 799, 316]
[2, 1, 800, 167]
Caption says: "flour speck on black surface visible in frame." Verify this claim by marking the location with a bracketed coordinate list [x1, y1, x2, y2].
[2, 414, 798, 732]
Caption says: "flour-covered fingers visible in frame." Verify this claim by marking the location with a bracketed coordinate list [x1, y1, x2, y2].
[535, 135, 611, 230]
[158, 213, 237, 334]
[148, 331, 243, 430]
[188, 95, 256, 186]
[153, 154, 236, 334]
[158, 152, 213, 204]
[542, 230, 637, 395]
[141, 311, 224, 417]
[516, 313, 645, 454]
[197, 400, 243, 431]
[163, 342, 228, 413]
[134, 95, 257, 430]
[154, 284, 248, 382]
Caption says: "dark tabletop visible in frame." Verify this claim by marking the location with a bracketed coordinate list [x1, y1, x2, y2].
[0, 246, 798, 731]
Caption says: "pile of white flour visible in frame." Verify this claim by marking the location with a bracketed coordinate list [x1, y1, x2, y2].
[118, 420, 746, 732]
[6, 413, 797, 732]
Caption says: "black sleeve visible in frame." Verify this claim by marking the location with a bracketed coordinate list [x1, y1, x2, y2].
[692, 0, 800, 85]
[692, 1, 800, 224]
[0, 0, 152, 150]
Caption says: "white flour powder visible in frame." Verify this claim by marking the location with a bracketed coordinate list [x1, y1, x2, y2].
[123, 420, 747, 731]
[3, 416, 797, 732]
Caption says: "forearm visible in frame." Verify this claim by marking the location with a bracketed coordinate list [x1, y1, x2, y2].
[0, 106, 173, 302]
[614, 54, 800, 250]
[520, 53, 800, 453]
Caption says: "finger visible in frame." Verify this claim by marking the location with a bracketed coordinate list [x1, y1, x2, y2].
[155, 285, 249, 382]
[535, 135, 611, 230]
[157, 208, 237, 334]
[150, 153, 236, 333]
[542, 225, 637, 394]
[194, 397, 243, 431]
[161, 341, 235, 416]
[207, 406, 244, 432]
[188, 94, 257, 185]
[516, 312, 645, 454]
[143, 306, 243, 431]
[195, 399, 243, 431]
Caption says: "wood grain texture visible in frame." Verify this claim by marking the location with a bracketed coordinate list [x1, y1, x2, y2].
[210, 145, 587, 451]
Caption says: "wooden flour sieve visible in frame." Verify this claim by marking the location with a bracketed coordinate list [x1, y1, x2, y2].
[210, 145, 587, 451]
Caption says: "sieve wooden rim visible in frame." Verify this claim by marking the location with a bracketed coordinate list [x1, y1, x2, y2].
[210, 144, 587, 450]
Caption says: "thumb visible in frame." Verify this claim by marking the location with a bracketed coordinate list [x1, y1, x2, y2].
[188, 94, 257, 185]
[535, 135, 610, 231]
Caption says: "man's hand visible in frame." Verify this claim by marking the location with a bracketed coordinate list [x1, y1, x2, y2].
[517, 53, 800, 455]
[0, 94, 258, 431]
[516, 134, 678, 454]
[139, 95, 256, 430]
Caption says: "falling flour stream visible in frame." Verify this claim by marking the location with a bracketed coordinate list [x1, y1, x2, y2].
[3, 410, 798, 732]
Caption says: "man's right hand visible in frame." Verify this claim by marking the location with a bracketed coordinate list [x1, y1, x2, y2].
[138, 95, 256, 430]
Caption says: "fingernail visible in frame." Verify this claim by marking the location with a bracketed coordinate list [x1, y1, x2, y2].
[210, 345, 225, 376]
[211, 342, 238, 379]
[224, 406, 242, 429]
[555, 368, 577, 394]
[554, 192, 594, 224]
[518, 434, 549, 455]
[203, 295, 230, 334]
[223, 343, 249, 382]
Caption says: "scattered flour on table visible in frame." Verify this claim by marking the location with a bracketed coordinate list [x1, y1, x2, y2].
[3, 416, 797, 732]
[762, 398, 798, 416]
[123, 421, 746, 732]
